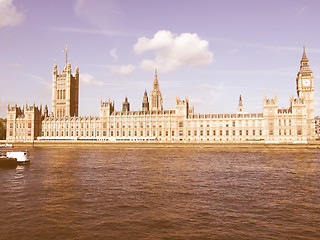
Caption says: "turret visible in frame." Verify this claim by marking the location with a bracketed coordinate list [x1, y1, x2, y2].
[44, 105, 49, 117]
[100, 99, 114, 117]
[142, 90, 149, 111]
[237, 95, 244, 114]
[263, 94, 278, 116]
[122, 97, 130, 112]
[175, 96, 189, 117]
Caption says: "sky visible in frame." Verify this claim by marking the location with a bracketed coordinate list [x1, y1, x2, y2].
[1, 0, 320, 118]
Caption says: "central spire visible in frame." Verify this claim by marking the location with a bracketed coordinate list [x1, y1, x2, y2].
[153, 68, 159, 90]
[149, 68, 163, 111]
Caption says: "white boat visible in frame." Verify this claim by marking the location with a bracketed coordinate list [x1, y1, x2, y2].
[0, 151, 30, 167]
[6, 151, 30, 163]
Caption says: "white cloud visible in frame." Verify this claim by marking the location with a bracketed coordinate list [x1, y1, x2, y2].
[133, 30, 213, 72]
[80, 73, 104, 86]
[110, 48, 118, 62]
[110, 65, 136, 75]
[0, 0, 24, 28]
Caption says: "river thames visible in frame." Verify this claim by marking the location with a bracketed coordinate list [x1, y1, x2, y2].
[0, 146, 319, 240]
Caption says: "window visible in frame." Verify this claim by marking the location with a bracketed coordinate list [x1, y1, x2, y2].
[172, 131, 175, 136]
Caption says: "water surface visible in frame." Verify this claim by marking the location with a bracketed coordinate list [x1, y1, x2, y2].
[0, 147, 319, 239]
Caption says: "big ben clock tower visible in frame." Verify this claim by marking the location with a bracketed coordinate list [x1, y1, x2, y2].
[296, 46, 315, 139]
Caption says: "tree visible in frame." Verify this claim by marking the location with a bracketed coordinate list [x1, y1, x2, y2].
[0, 118, 6, 140]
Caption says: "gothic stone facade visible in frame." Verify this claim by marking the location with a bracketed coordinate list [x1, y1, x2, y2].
[6, 48, 316, 143]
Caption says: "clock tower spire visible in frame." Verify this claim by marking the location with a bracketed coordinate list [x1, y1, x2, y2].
[296, 46, 315, 139]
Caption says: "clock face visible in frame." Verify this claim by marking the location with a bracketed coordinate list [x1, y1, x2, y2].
[303, 79, 310, 87]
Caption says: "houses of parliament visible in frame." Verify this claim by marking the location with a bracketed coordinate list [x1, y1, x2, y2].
[6, 48, 316, 143]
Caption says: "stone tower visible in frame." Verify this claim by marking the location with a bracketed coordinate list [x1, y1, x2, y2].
[52, 60, 79, 117]
[296, 46, 315, 139]
[149, 69, 163, 111]
[142, 90, 149, 111]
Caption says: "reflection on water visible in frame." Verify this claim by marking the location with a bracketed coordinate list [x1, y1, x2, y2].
[0, 147, 319, 240]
